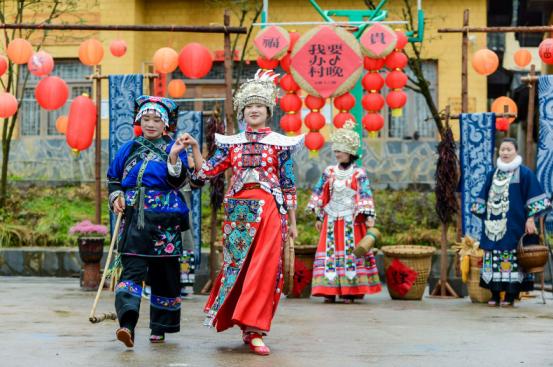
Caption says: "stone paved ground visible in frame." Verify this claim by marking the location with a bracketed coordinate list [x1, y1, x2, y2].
[2, 276, 553, 367]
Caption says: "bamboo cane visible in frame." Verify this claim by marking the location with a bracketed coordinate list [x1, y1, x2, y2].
[89, 212, 123, 324]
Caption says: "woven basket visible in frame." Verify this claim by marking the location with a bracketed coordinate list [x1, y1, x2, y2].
[467, 256, 491, 303]
[517, 234, 549, 273]
[381, 245, 435, 300]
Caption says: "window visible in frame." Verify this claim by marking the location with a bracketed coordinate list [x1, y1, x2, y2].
[19, 59, 92, 137]
[384, 60, 438, 140]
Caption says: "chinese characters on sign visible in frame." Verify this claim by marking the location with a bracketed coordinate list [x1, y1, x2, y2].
[308, 43, 344, 79]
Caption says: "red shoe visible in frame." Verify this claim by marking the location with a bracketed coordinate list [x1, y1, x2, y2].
[247, 333, 271, 356]
[116, 327, 134, 348]
[242, 331, 252, 344]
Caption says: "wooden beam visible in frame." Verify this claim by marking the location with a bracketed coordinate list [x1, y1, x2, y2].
[0, 23, 246, 34]
[439, 25, 553, 33]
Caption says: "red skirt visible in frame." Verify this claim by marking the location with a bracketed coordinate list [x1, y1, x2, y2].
[311, 215, 381, 297]
[204, 188, 285, 332]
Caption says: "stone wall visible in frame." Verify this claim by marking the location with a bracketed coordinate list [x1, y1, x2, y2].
[4, 138, 437, 189]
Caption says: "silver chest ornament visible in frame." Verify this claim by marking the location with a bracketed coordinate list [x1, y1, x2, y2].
[484, 170, 512, 242]
[324, 166, 356, 219]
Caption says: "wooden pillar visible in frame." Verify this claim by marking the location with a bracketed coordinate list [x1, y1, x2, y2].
[526, 64, 536, 169]
[461, 9, 469, 114]
[224, 9, 234, 135]
[94, 65, 102, 225]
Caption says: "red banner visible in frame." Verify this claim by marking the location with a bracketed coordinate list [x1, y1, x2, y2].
[253, 26, 290, 60]
[290, 26, 362, 99]
[360, 23, 397, 58]
[386, 258, 418, 297]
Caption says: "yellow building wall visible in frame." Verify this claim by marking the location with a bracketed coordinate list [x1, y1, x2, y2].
[8, 0, 488, 140]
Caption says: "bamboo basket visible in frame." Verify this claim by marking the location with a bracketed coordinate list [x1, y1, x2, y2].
[381, 245, 436, 300]
[467, 265, 492, 303]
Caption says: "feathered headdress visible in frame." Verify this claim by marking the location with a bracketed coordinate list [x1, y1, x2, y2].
[233, 69, 279, 121]
[331, 119, 360, 156]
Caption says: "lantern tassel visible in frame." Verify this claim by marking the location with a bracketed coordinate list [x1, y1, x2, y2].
[308, 150, 319, 159]
[391, 108, 403, 117]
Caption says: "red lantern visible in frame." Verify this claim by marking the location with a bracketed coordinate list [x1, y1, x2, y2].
[364, 57, 385, 71]
[168, 79, 186, 98]
[333, 92, 355, 111]
[496, 118, 510, 132]
[305, 131, 325, 151]
[333, 112, 355, 128]
[305, 95, 325, 110]
[395, 31, 408, 50]
[66, 96, 97, 151]
[257, 56, 279, 70]
[280, 114, 302, 133]
[385, 70, 408, 89]
[178, 43, 213, 79]
[304, 111, 326, 131]
[472, 49, 499, 75]
[28, 51, 54, 77]
[289, 31, 300, 51]
[134, 125, 143, 136]
[35, 76, 69, 110]
[280, 53, 292, 73]
[385, 51, 408, 70]
[362, 93, 385, 112]
[110, 39, 127, 57]
[386, 90, 407, 117]
[79, 39, 104, 66]
[0, 56, 7, 77]
[0, 92, 18, 118]
[362, 113, 385, 132]
[55, 115, 68, 134]
[538, 38, 553, 65]
[280, 93, 302, 113]
[362, 72, 385, 92]
[280, 74, 299, 92]
[7, 38, 33, 64]
[153, 47, 178, 74]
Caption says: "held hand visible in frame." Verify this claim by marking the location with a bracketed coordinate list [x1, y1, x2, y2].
[288, 223, 298, 241]
[170, 135, 188, 157]
[315, 221, 322, 232]
[366, 217, 375, 228]
[113, 197, 125, 214]
[178, 133, 198, 148]
[525, 217, 537, 234]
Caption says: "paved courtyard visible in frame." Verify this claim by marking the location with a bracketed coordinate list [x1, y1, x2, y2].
[2, 276, 553, 367]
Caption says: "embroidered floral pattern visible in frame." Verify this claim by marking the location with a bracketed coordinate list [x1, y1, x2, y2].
[205, 198, 264, 324]
[152, 224, 182, 256]
[527, 196, 551, 217]
[125, 190, 185, 213]
[115, 281, 142, 298]
[151, 294, 182, 311]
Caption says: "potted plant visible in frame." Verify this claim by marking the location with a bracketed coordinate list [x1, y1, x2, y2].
[69, 220, 108, 291]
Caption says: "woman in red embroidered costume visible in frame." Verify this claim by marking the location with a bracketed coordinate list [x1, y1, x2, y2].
[181, 70, 302, 356]
[307, 120, 381, 303]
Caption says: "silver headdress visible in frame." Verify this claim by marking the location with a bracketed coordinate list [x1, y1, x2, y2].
[233, 69, 279, 121]
[331, 119, 360, 156]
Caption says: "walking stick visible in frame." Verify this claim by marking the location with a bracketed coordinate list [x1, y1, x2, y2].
[89, 212, 123, 323]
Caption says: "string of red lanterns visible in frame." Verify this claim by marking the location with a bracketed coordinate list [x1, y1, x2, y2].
[304, 95, 326, 157]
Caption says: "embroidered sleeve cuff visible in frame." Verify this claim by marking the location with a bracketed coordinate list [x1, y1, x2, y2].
[527, 195, 551, 217]
[471, 198, 486, 216]
[355, 199, 376, 218]
[167, 157, 182, 177]
[109, 190, 124, 211]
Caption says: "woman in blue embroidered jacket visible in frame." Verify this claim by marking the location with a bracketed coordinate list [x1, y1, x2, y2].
[107, 95, 190, 347]
[181, 70, 302, 356]
[471, 138, 550, 307]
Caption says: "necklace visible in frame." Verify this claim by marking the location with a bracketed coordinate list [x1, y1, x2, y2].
[484, 170, 512, 241]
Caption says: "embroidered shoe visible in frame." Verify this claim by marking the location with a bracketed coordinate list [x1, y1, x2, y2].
[247, 333, 270, 356]
[149, 333, 165, 343]
[116, 327, 134, 348]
